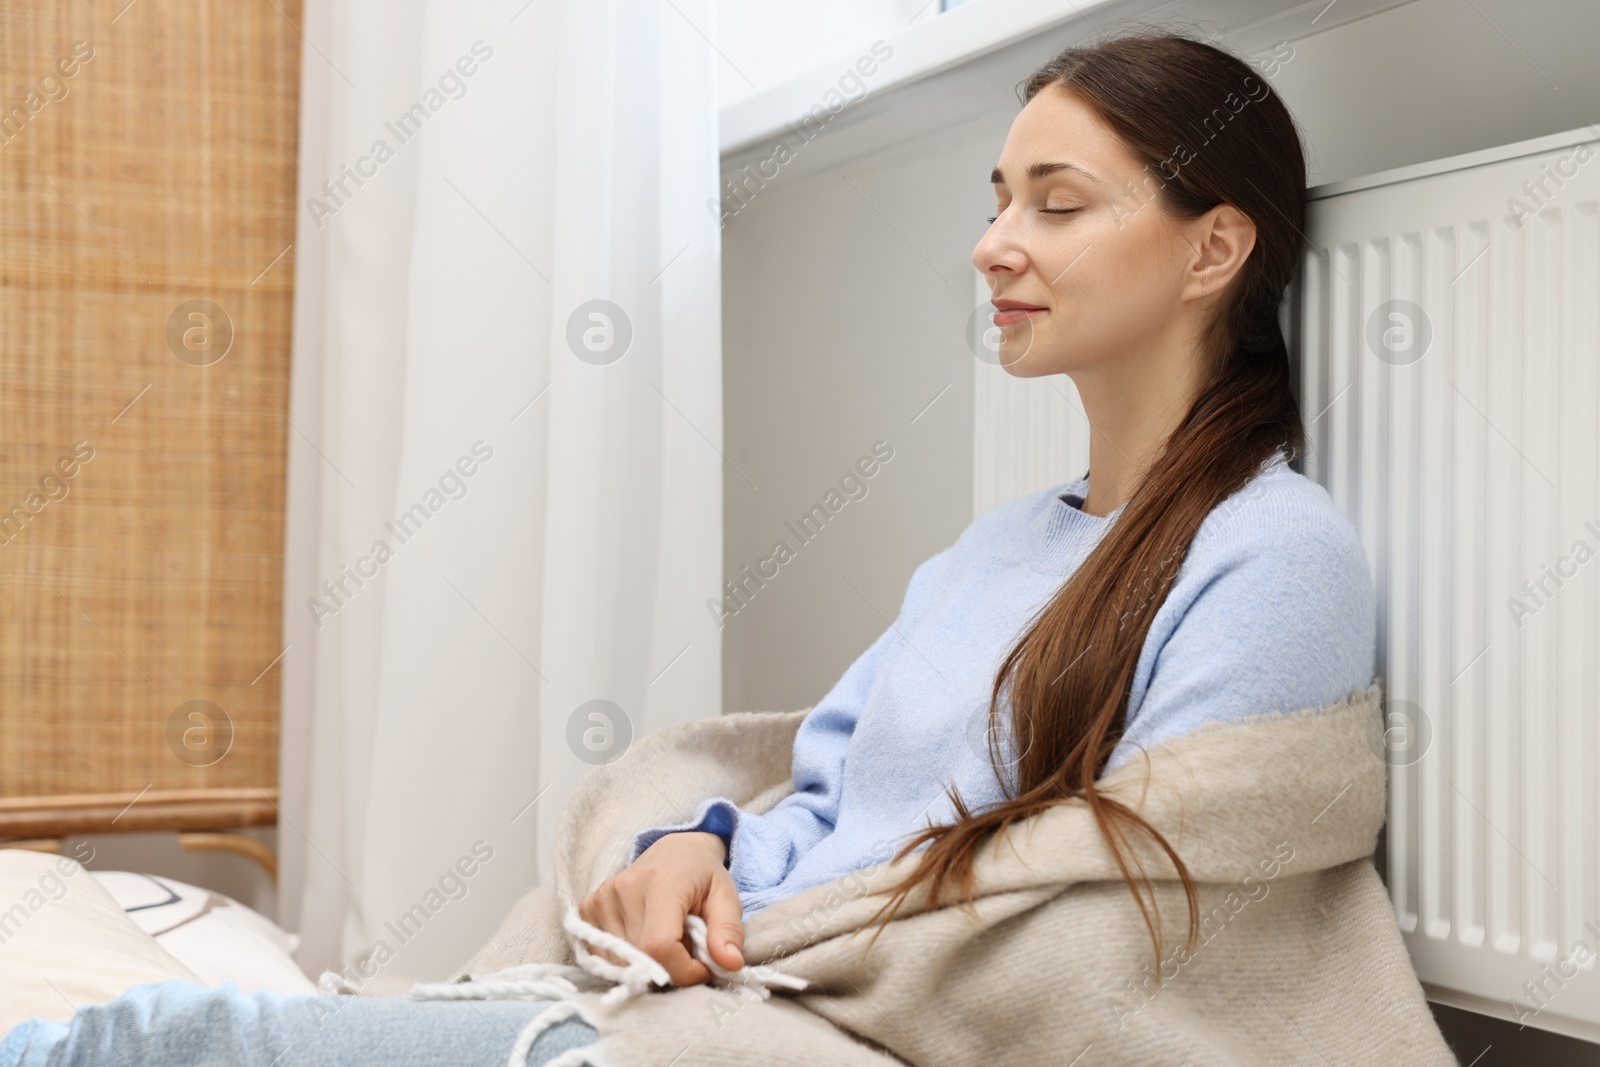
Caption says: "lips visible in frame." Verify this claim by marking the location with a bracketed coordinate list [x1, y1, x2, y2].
[992, 299, 1047, 327]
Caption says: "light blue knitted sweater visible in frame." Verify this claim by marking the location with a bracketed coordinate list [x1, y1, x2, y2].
[630, 452, 1378, 916]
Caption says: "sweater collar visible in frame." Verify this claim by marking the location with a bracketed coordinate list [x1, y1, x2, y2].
[1024, 448, 1291, 573]
[1015, 473, 1125, 575]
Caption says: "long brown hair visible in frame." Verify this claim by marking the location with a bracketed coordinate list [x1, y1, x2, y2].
[859, 32, 1309, 967]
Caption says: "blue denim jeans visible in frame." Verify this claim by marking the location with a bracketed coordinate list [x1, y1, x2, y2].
[0, 980, 599, 1067]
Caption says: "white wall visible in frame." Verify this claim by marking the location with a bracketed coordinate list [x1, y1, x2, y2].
[719, 115, 993, 714]
[715, 0, 938, 109]
[1271, 0, 1599, 186]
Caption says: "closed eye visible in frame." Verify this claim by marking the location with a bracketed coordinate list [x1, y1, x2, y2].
[986, 208, 1082, 223]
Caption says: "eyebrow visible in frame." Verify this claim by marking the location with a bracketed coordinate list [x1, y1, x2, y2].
[990, 161, 1105, 185]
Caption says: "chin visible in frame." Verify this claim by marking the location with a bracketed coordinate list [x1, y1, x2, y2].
[997, 341, 1067, 378]
[999, 355, 1049, 378]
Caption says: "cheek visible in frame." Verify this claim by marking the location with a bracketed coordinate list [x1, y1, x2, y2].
[1039, 207, 1159, 297]
[1078, 215, 1181, 313]
[1034, 218, 1182, 358]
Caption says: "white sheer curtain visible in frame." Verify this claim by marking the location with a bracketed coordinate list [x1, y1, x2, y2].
[279, 0, 722, 979]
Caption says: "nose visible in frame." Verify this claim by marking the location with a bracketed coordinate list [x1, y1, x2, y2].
[971, 212, 1028, 279]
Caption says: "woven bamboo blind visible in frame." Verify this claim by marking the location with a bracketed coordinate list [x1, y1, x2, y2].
[0, 0, 300, 833]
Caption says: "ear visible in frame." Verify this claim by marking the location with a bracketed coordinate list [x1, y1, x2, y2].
[1179, 203, 1257, 303]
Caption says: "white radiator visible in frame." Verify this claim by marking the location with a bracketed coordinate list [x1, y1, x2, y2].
[1300, 124, 1600, 1040]
[972, 124, 1600, 1039]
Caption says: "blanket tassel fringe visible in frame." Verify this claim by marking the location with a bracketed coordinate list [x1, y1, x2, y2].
[315, 901, 808, 1067]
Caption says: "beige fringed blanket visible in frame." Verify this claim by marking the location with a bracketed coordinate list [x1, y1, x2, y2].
[426, 683, 1458, 1066]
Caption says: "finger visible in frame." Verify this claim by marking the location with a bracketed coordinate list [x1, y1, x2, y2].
[640, 891, 709, 986]
[584, 889, 630, 969]
[616, 877, 649, 960]
[700, 877, 746, 972]
[589, 937, 626, 969]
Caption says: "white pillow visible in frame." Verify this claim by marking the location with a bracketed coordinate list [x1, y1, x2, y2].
[0, 850, 198, 1039]
[90, 872, 315, 995]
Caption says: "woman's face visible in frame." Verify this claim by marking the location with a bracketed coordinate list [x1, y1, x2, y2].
[972, 85, 1214, 378]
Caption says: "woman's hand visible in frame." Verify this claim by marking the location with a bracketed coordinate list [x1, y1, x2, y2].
[577, 830, 746, 987]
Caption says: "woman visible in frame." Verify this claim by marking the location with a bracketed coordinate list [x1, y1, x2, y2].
[2, 30, 1379, 1067]
[580, 28, 1375, 992]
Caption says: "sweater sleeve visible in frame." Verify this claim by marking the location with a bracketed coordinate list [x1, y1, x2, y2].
[627, 618, 902, 893]
[1106, 487, 1379, 774]
[626, 547, 957, 893]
